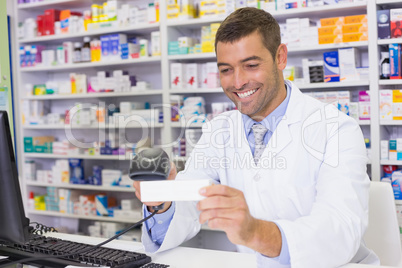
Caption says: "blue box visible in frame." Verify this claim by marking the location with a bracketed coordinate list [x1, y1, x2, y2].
[323, 51, 340, 82]
[100, 35, 110, 59]
[392, 171, 402, 200]
[109, 34, 127, 58]
[389, 43, 402, 79]
[95, 195, 108, 216]
[69, 158, 84, 183]
[378, 9, 390, 39]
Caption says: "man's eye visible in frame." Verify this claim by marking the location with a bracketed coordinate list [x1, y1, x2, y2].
[220, 69, 230, 73]
[248, 64, 259, 68]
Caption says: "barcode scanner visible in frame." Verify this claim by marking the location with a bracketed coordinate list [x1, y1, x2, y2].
[129, 148, 171, 211]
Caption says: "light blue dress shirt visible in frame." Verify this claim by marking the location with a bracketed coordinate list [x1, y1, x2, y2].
[144, 84, 292, 264]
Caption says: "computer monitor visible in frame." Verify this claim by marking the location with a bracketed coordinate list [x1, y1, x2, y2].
[0, 111, 30, 244]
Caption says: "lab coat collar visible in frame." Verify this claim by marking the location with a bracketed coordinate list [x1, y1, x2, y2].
[282, 80, 305, 125]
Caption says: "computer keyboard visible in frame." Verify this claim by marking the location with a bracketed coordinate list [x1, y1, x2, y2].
[0, 234, 169, 268]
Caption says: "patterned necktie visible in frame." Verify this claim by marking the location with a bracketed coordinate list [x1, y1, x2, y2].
[252, 124, 268, 164]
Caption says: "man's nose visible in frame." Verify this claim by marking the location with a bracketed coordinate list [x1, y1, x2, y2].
[233, 69, 248, 90]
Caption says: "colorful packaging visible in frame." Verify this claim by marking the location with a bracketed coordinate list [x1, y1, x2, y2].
[171, 63, 186, 89]
[391, 8, 402, 38]
[393, 90, 402, 120]
[323, 51, 340, 82]
[339, 48, 360, 82]
[392, 170, 402, 200]
[380, 90, 393, 120]
[378, 9, 391, 39]
[358, 91, 370, 120]
[390, 140, 397, 161]
[338, 91, 350, 115]
[320, 16, 344, 27]
[69, 158, 84, 184]
[389, 43, 402, 79]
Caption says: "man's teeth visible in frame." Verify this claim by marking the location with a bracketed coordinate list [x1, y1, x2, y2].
[237, 89, 257, 99]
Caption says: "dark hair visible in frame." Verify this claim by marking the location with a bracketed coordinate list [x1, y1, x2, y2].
[215, 7, 281, 60]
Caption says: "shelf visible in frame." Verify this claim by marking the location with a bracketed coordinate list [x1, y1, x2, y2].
[376, 0, 402, 5]
[271, 2, 367, 20]
[168, 53, 216, 61]
[26, 181, 135, 192]
[167, 42, 369, 61]
[19, 23, 160, 44]
[17, 0, 92, 10]
[166, 2, 367, 26]
[167, 16, 225, 28]
[169, 82, 368, 94]
[27, 210, 141, 223]
[170, 88, 222, 94]
[379, 79, 402, 85]
[287, 41, 368, 54]
[22, 90, 163, 100]
[24, 153, 130, 160]
[20, 57, 161, 72]
[23, 123, 164, 129]
[380, 120, 402, 125]
[381, 160, 402, 165]
[297, 80, 369, 89]
[378, 38, 402, 45]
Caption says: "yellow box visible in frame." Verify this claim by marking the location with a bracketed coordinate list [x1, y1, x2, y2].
[318, 34, 342, 45]
[202, 41, 214, 53]
[180, 2, 195, 19]
[342, 23, 368, 34]
[318, 25, 342, 36]
[344, 14, 367, 24]
[342, 32, 368, 43]
[167, 4, 180, 19]
[210, 23, 221, 33]
[393, 90, 402, 120]
[320, 16, 344, 26]
[200, 1, 219, 17]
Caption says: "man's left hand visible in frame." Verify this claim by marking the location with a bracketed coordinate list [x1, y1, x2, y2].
[197, 184, 258, 246]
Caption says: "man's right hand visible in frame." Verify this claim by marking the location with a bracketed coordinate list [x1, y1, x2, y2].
[133, 161, 177, 214]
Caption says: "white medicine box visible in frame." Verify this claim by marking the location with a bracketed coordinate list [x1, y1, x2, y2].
[170, 63, 186, 89]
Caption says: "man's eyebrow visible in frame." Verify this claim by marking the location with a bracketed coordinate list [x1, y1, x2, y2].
[217, 56, 263, 67]
[240, 56, 263, 63]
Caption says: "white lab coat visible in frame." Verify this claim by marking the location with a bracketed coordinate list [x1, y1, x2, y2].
[142, 81, 379, 267]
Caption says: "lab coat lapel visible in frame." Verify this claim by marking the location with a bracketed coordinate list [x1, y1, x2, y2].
[259, 81, 304, 162]
[266, 117, 292, 158]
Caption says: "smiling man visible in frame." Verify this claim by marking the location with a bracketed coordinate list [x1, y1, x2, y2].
[134, 7, 379, 267]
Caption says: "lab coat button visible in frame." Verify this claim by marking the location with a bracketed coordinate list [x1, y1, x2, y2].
[254, 174, 261, 181]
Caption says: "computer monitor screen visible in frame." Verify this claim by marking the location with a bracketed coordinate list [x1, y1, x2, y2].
[0, 111, 30, 244]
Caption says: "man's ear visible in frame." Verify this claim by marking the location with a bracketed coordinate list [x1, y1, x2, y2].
[275, 44, 288, 71]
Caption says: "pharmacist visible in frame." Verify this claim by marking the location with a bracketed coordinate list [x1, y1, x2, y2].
[133, 8, 379, 267]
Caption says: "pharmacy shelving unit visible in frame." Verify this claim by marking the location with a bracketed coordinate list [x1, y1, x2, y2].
[9, 0, 384, 245]
[11, 0, 169, 233]
[376, 0, 402, 176]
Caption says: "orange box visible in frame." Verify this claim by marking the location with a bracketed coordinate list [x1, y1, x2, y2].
[342, 23, 368, 34]
[344, 14, 367, 24]
[318, 25, 342, 36]
[342, 32, 368, 43]
[320, 16, 345, 26]
[318, 34, 342, 45]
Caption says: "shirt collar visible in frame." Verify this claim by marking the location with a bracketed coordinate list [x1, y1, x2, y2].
[242, 83, 291, 134]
